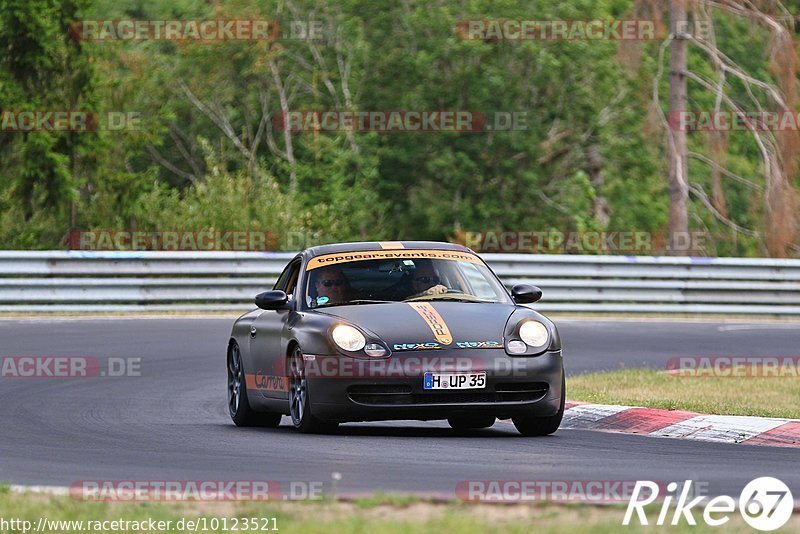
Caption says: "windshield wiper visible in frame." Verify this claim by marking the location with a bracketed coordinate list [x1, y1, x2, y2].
[343, 299, 394, 305]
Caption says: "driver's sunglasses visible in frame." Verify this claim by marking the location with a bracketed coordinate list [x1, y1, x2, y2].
[413, 276, 439, 284]
[319, 279, 345, 287]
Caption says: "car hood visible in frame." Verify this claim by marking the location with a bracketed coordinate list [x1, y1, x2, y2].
[316, 301, 516, 348]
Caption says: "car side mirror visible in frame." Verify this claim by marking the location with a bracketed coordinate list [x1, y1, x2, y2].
[255, 290, 289, 310]
[511, 284, 542, 304]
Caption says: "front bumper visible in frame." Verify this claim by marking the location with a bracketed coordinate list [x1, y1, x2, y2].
[304, 349, 564, 423]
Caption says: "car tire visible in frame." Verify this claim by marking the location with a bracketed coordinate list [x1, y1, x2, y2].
[288, 346, 338, 434]
[228, 341, 282, 428]
[512, 374, 565, 437]
[447, 416, 495, 430]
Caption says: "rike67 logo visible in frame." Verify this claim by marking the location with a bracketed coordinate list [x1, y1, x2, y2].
[624, 477, 793, 531]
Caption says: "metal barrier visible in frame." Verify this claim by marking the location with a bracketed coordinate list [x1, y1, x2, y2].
[1, 251, 800, 314]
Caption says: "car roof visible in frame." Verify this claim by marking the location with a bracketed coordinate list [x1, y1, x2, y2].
[303, 241, 473, 258]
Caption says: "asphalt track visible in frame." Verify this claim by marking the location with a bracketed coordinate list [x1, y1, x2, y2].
[0, 317, 798, 498]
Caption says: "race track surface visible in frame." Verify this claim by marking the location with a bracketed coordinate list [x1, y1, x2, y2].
[0, 317, 798, 497]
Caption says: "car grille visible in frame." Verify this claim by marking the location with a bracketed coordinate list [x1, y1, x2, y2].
[347, 383, 548, 406]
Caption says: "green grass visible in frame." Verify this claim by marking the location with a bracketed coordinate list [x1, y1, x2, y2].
[1, 491, 794, 533]
[351, 493, 422, 509]
[568, 369, 800, 418]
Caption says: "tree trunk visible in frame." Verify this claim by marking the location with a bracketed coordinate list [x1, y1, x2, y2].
[708, 131, 728, 218]
[667, 0, 689, 255]
[766, 23, 799, 258]
[585, 143, 610, 227]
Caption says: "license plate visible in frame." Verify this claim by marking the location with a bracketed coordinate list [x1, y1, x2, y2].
[423, 372, 486, 390]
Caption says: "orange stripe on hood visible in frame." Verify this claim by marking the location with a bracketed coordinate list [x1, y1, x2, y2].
[407, 302, 453, 345]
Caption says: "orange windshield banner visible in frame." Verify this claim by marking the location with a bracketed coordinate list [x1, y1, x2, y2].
[305, 249, 483, 270]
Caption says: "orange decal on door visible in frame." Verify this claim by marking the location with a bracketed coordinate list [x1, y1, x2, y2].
[246, 372, 288, 392]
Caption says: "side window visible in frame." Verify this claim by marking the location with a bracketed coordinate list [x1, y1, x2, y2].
[459, 262, 495, 299]
[273, 262, 293, 291]
[273, 259, 301, 294]
[284, 262, 301, 299]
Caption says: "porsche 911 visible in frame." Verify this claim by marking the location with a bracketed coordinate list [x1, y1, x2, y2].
[226, 241, 565, 435]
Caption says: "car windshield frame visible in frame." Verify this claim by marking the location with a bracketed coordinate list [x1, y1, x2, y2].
[300, 249, 512, 310]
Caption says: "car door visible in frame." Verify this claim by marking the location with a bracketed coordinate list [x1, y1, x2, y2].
[249, 257, 302, 399]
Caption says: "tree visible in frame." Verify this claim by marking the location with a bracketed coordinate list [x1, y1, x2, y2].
[655, 0, 799, 256]
[667, 0, 689, 254]
[0, 0, 98, 245]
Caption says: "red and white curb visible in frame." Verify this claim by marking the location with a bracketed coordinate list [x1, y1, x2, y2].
[561, 402, 800, 447]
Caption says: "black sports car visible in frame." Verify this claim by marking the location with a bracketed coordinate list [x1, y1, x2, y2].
[226, 241, 565, 435]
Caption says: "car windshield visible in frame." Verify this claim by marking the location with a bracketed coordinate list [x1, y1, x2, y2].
[304, 251, 511, 309]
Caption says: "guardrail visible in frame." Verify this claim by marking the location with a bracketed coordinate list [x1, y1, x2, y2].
[1, 251, 800, 314]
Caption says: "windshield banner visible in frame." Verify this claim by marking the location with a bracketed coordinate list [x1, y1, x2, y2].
[305, 249, 483, 270]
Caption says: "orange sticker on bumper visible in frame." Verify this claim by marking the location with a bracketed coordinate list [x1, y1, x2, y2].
[408, 302, 453, 345]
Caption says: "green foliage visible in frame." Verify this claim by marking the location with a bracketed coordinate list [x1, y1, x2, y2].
[0, 0, 100, 245]
[0, 0, 797, 256]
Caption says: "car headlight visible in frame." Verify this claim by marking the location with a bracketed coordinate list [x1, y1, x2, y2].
[331, 324, 366, 352]
[519, 320, 549, 347]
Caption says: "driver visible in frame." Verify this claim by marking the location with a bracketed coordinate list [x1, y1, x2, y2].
[409, 261, 448, 298]
[313, 266, 350, 306]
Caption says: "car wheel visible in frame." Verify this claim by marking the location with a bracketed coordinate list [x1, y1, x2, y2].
[228, 341, 281, 427]
[288, 346, 338, 434]
[512, 374, 565, 437]
[447, 416, 495, 430]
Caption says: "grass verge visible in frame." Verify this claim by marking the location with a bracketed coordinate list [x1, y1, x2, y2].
[0, 491, 794, 533]
[568, 369, 800, 419]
